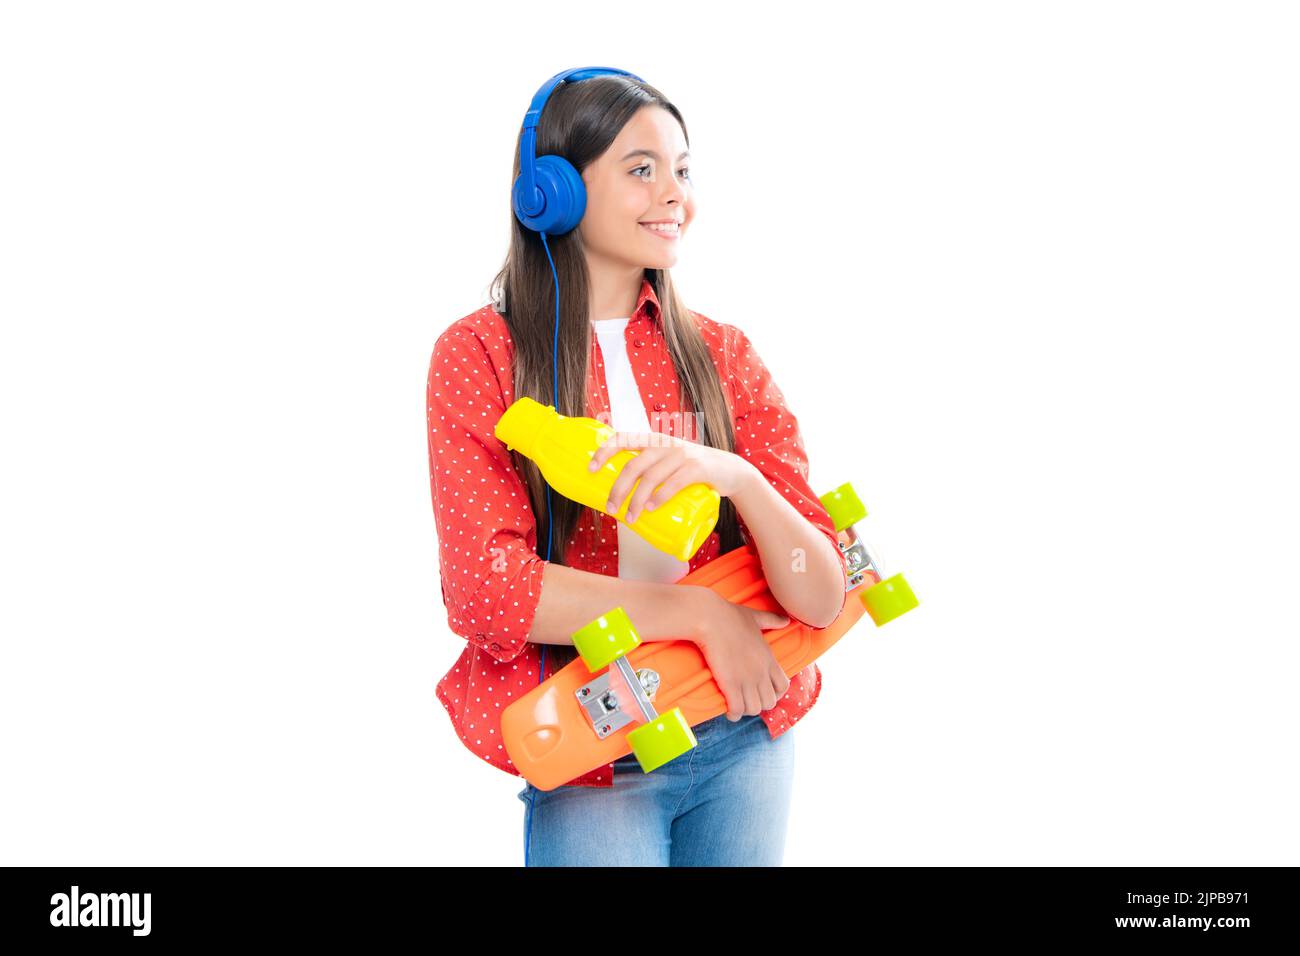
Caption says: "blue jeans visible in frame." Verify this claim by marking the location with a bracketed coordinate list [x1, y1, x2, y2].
[516, 712, 795, 867]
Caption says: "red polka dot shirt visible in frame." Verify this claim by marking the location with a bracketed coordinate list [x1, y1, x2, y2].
[426, 277, 849, 787]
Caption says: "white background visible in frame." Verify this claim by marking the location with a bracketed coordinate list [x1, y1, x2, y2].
[2, 1, 1297, 866]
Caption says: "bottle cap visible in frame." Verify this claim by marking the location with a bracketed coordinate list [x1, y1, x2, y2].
[494, 396, 553, 457]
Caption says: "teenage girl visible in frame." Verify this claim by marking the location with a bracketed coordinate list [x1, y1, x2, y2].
[426, 68, 848, 867]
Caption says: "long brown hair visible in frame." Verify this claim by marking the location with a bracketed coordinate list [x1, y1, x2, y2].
[486, 74, 744, 569]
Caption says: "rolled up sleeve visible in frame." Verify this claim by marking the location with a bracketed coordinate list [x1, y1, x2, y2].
[726, 325, 850, 611]
[426, 325, 546, 664]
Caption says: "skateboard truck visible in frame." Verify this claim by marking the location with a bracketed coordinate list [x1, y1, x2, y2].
[820, 482, 920, 625]
[576, 665, 660, 739]
[570, 608, 698, 772]
[840, 531, 875, 590]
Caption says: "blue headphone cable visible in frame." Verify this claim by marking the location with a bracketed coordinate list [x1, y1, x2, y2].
[511, 67, 646, 866]
[523, 229, 558, 868]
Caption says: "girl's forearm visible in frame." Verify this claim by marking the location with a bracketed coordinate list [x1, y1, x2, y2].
[730, 466, 844, 629]
[528, 562, 713, 645]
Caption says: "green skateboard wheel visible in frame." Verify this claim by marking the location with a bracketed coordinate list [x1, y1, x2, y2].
[571, 607, 641, 672]
[820, 482, 867, 532]
[860, 573, 919, 626]
[626, 707, 698, 773]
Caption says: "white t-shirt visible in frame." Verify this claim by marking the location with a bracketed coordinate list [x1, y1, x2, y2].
[592, 318, 691, 584]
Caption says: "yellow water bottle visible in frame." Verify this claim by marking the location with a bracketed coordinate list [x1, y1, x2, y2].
[494, 396, 719, 562]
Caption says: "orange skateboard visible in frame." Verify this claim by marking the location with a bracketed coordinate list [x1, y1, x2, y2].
[500, 482, 918, 791]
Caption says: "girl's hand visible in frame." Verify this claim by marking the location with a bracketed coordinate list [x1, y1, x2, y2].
[587, 430, 760, 524]
[689, 591, 793, 721]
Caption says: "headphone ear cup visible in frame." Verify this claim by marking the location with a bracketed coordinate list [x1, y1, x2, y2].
[512, 154, 587, 236]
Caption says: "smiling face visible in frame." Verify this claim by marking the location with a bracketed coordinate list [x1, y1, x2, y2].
[577, 106, 695, 274]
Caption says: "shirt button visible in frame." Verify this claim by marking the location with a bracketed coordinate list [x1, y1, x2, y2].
[490, 641, 501, 652]
[653, 401, 666, 411]
[633, 339, 646, 348]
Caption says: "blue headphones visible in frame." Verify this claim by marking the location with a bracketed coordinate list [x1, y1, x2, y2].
[512, 66, 644, 238]
[512, 68, 644, 842]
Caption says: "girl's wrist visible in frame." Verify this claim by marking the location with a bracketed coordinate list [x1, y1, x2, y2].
[728, 458, 766, 510]
[683, 586, 723, 645]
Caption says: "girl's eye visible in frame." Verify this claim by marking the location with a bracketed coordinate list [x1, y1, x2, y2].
[632, 165, 692, 181]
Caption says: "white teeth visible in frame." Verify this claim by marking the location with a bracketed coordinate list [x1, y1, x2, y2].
[641, 222, 679, 233]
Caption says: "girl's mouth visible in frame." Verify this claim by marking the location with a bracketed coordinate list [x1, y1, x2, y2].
[639, 222, 680, 241]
